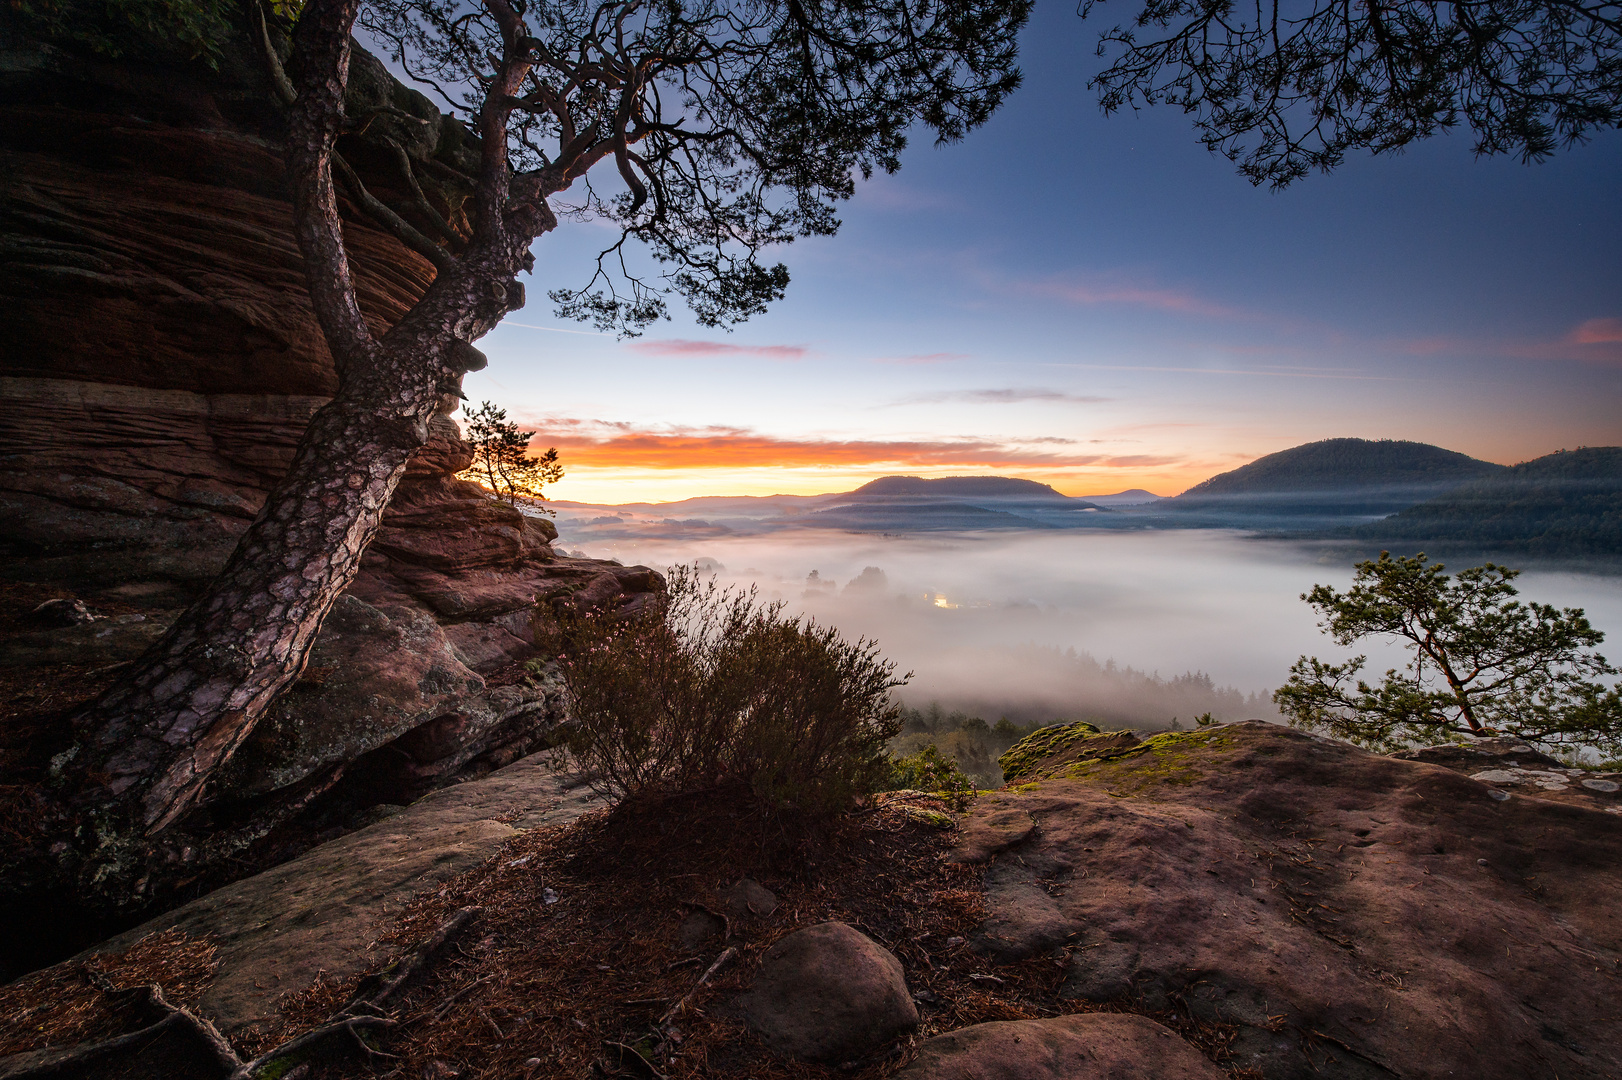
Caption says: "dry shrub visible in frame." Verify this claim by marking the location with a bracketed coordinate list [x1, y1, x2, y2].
[558, 564, 907, 815]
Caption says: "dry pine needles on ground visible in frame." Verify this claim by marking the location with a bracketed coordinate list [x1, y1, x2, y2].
[0, 928, 220, 1057]
[1, 790, 1258, 1079]
[269, 789, 1253, 1079]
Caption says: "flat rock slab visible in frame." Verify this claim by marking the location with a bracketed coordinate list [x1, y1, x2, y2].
[740, 921, 918, 1064]
[895, 1013, 1226, 1080]
[949, 806, 1036, 864]
[81, 752, 602, 1047]
[965, 722, 1622, 1080]
[1394, 738, 1622, 813]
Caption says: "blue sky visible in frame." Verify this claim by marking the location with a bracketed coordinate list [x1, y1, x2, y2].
[462, 0, 1622, 503]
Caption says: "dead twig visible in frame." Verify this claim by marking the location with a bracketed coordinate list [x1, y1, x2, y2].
[657, 946, 738, 1028]
[603, 1039, 669, 1080]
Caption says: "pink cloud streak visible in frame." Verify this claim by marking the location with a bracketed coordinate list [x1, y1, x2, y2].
[1571, 317, 1622, 345]
[627, 339, 808, 360]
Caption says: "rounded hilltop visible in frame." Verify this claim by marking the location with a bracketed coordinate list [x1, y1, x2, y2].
[850, 476, 1071, 501]
[1180, 437, 1506, 497]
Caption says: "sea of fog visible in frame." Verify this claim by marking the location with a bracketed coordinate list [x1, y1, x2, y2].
[558, 528, 1622, 727]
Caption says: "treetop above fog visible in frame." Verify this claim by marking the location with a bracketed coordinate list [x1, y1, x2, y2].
[358, 0, 1032, 333]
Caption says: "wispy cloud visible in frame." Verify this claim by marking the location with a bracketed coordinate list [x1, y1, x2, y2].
[891, 388, 1112, 405]
[854, 176, 965, 214]
[1570, 317, 1622, 345]
[1386, 319, 1622, 364]
[871, 352, 970, 366]
[626, 339, 809, 360]
[1028, 278, 1241, 319]
[1039, 362, 1405, 381]
[501, 321, 613, 337]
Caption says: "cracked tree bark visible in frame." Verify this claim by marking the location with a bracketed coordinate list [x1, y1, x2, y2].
[53, 0, 556, 894]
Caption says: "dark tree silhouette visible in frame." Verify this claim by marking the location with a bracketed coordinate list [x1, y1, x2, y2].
[1080, 0, 1622, 185]
[54, 0, 1030, 876]
[461, 401, 564, 508]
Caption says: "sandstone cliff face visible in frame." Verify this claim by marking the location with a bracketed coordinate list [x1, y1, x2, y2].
[0, 15, 659, 806]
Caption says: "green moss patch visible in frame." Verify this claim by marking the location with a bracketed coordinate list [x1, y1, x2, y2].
[897, 805, 957, 829]
[997, 721, 1102, 782]
[1061, 729, 1238, 794]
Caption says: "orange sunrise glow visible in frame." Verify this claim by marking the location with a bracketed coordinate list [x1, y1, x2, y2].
[529, 429, 1219, 503]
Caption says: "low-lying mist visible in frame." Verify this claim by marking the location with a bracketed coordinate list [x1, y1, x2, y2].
[558, 528, 1622, 731]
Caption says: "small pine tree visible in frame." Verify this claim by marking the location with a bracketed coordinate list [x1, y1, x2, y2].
[1274, 552, 1622, 754]
[460, 401, 563, 510]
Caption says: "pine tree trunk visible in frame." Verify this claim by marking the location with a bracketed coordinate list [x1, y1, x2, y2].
[45, 0, 552, 899]
[58, 384, 441, 834]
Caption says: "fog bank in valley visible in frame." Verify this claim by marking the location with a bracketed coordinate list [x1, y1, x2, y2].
[555, 529, 1622, 729]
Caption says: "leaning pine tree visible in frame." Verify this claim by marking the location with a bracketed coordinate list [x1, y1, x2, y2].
[52, 0, 1031, 894]
[1274, 552, 1622, 756]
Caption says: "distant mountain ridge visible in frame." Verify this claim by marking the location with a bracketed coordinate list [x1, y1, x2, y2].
[1079, 489, 1162, 507]
[847, 475, 1073, 501]
[545, 443, 1620, 555]
[812, 475, 1103, 530]
[1346, 446, 1622, 556]
[1179, 438, 1506, 498]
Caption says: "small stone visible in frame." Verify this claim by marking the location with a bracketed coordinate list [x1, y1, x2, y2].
[677, 909, 726, 952]
[719, 877, 778, 920]
[1471, 769, 1520, 784]
[542, 887, 559, 904]
[1478, 858, 1489, 866]
[1581, 779, 1620, 792]
[1487, 789, 1511, 801]
[739, 921, 918, 1063]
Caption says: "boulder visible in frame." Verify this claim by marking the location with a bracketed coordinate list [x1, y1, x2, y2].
[1393, 737, 1622, 813]
[719, 877, 778, 921]
[895, 1014, 1226, 1080]
[960, 722, 1622, 1080]
[740, 921, 918, 1063]
[948, 805, 1035, 864]
[0, 613, 168, 669]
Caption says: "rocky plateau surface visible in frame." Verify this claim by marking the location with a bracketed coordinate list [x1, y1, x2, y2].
[5, 723, 1618, 1079]
[967, 722, 1622, 1079]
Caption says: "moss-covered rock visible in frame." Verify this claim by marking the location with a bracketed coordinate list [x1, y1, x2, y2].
[996, 722, 1100, 783]
[1054, 728, 1238, 795]
[897, 805, 956, 829]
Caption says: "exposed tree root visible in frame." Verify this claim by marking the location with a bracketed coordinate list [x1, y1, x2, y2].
[0, 908, 482, 1080]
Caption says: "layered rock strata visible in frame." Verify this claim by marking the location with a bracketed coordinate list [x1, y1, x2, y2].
[0, 15, 659, 807]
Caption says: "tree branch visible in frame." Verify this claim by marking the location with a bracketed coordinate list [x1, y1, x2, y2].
[331, 151, 456, 272]
[285, 0, 378, 372]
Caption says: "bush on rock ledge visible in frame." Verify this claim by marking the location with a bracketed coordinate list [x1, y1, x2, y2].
[555, 565, 908, 816]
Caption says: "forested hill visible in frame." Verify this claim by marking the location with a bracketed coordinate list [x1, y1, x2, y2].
[1346, 446, 1622, 557]
[1178, 438, 1506, 498]
[848, 476, 1072, 501]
